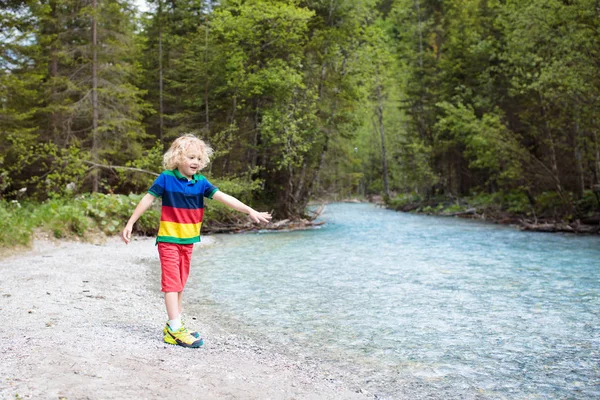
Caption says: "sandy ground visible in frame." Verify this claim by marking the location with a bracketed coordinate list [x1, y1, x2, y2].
[0, 236, 370, 400]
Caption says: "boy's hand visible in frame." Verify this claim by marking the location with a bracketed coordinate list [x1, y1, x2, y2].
[249, 210, 272, 224]
[122, 224, 133, 244]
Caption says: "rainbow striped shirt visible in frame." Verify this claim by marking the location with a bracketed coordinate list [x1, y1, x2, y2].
[148, 169, 218, 244]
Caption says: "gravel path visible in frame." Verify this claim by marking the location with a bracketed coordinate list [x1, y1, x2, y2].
[0, 236, 369, 400]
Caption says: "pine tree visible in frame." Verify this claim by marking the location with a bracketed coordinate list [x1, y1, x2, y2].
[0, 1, 47, 197]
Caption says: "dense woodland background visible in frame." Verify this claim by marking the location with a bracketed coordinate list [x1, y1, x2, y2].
[1, 0, 599, 224]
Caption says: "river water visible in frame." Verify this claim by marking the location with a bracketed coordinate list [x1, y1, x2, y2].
[187, 203, 600, 399]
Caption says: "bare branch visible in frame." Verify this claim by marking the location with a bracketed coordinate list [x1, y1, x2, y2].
[83, 161, 159, 176]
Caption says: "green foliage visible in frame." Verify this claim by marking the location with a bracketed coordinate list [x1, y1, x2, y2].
[443, 204, 465, 214]
[29, 144, 89, 199]
[120, 141, 165, 194]
[535, 191, 574, 219]
[435, 102, 525, 186]
[212, 175, 263, 203]
[1, 0, 152, 200]
[0, 175, 267, 249]
[34, 200, 90, 238]
[1, 0, 598, 225]
[403, 141, 439, 194]
[0, 201, 34, 247]
[466, 190, 529, 214]
[501, 191, 530, 214]
[0, 194, 160, 248]
[576, 190, 600, 215]
[77, 193, 160, 235]
[386, 192, 425, 209]
[388, 189, 536, 217]
[467, 192, 500, 208]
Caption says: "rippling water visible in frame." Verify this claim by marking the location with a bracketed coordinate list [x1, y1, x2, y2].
[186, 203, 600, 399]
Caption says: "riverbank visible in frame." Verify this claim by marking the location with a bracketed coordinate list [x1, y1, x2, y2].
[382, 195, 600, 234]
[0, 236, 368, 400]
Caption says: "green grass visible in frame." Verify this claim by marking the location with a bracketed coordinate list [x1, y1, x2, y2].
[0, 176, 262, 250]
[0, 201, 35, 247]
[0, 193, 160, 248]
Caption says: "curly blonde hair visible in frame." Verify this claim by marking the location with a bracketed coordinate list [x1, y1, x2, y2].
[162, 134, 214, 171]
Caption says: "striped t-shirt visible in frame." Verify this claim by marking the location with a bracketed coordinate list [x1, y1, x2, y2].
[148, 169, 218, 244]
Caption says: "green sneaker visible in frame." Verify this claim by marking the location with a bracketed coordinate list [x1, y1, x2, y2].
[163, 321, 200, 340]
[164, 325, 204, 348]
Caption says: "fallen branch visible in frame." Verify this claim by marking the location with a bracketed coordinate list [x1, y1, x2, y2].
[446, 207, 479, 217]
[519, 220, 600, 234]
[203, 218, 325, 234]
[308, 203, 326, 220]
[83, 161, 159, 176]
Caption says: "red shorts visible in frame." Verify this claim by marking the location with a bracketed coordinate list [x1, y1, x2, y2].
[157, 242, 194, 292]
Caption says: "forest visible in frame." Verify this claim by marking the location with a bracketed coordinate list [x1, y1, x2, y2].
[1, 0, 599, 235]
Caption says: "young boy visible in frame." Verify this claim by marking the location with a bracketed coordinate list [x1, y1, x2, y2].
[122, 134, 271, 348]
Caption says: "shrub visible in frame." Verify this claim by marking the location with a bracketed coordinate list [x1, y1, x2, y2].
[444, 204, 465, 214]
[575, 190, 600, 216]
[0, 201, 34, 247]
[79, 193, 159, 235]
[386, 192, 424, 209]
[468, 192, 499, 208]
[502, 191, 530, 214]
[30, 199, 90, 238]
[535, 191, 573, 219]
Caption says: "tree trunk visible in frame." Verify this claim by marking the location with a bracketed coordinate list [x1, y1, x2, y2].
[594, 129, 600, 184]
[414, 0, 428, 143]
[250, 98, 259, 170]
[375, 71, 390, 197]
[204, 23, 210, 131]
[305, 47, 335, 203]
[91, 0, 99, 193]
[293, 159, 308, 209]
[158, 4, 164, 146]
[539, 94, 562, 195]
[414, 0, 423, 71]
[306, 130, 330, 203]
[45, 0, 62, 143]
[574, 120, 584, 199]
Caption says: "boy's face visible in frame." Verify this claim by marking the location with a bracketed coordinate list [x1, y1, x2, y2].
[178, 143, 202, 179]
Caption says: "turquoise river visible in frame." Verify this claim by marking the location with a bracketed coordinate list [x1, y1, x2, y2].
[184, 202, 600, 399]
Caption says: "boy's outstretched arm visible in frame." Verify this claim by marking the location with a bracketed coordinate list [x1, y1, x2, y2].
[122, 193, 156, 244]
[212, 191, 272, 224]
